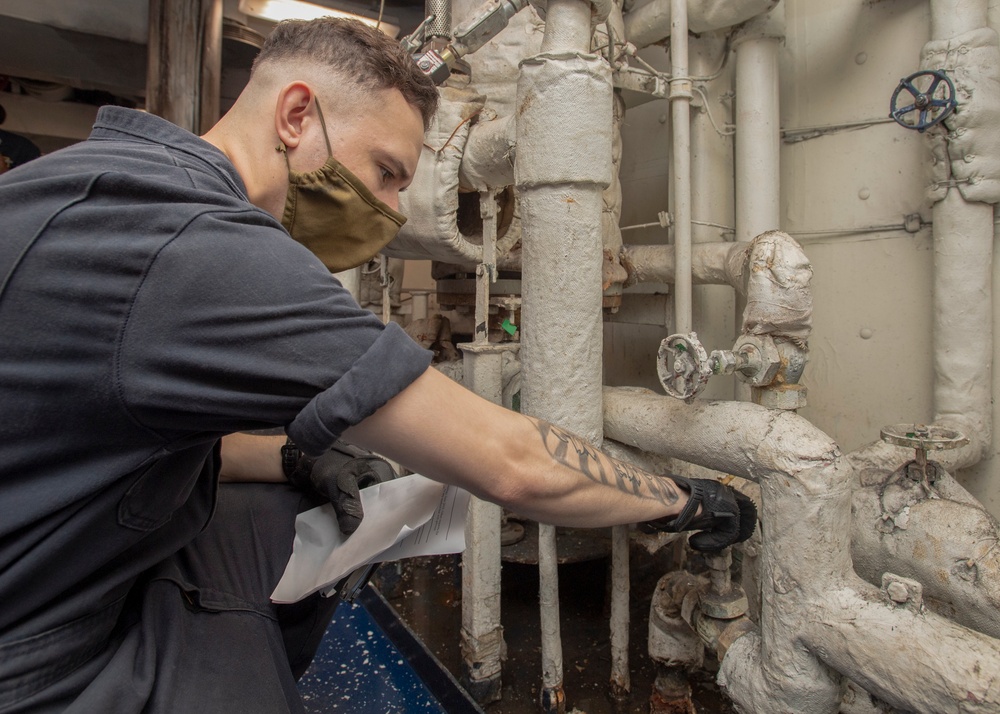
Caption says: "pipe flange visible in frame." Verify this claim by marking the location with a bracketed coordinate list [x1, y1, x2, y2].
[528, 0, 612, 24]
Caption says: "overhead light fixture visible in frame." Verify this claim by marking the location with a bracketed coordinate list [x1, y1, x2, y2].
[239, 0, 399, 38]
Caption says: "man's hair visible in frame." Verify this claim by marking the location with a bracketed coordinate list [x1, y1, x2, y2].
[252, 18, 438, 129]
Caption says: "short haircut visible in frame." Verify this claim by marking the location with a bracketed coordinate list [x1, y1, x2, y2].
[253, 18, 438, 129]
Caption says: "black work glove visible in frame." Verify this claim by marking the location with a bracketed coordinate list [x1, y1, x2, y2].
[638, 475, 757, 552]
[285, 440, 396, 535]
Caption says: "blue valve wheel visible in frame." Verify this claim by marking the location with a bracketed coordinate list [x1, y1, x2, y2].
[889, 70, 957, 132]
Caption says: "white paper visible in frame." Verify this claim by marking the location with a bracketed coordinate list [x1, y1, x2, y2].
[270, 474, 471, 604]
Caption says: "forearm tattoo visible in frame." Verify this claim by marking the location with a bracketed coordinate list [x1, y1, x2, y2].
[535, 421, 680, 508]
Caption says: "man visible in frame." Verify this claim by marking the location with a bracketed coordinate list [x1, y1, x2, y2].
[0, 18, 754, 713]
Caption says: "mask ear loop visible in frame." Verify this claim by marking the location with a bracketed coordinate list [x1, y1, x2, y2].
[313, 97, 334, 158]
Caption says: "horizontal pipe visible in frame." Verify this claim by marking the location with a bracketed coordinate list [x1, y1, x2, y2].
[801, 585, 1000, 713]
[621, 231, 813, 345]
[622, 0, 776, 50]
[621, 241, 737, 286]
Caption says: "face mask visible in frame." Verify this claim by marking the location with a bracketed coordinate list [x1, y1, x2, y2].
[279, 98, 407, 273]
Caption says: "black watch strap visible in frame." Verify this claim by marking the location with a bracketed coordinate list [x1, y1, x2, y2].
[281, 438, 301, 479]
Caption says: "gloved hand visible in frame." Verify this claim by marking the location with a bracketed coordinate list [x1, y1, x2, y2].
[638, 475, 757, 552]
[285, 440, 396, 535]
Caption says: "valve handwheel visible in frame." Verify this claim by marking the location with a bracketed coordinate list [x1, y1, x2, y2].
[889, 70, 957, 132]
[657, 332, 712, 403]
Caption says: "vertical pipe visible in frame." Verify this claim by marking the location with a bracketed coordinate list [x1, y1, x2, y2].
[459, 342, 512, 705]
[608, 524, 630, 696]
[927, 0, 994, 468]
[669, 0, 692, 334]
[734, 37, 780, 243]
[931, 0, 987, 38]
[733, 11, 782, 400]
[457, 186, 507, 705]
[516, 1, 612, 708]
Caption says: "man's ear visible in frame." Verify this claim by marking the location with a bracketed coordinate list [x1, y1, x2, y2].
[274, 82, 314, 151]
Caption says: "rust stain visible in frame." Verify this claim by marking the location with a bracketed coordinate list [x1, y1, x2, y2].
[649, 692, 696, 714]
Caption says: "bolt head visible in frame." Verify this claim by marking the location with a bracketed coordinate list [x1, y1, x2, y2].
[886, 581, 909, 603]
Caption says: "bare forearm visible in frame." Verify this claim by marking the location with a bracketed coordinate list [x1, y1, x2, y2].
[511, 417, 685, 527]
[345, 367, 689, 528]
[219, 433, 286, 482]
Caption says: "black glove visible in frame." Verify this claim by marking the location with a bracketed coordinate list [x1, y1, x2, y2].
[639, 475, 757, 552]
[284, 440, 396, 535]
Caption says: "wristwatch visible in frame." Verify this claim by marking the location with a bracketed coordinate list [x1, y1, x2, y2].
[281, 438, 301, 479]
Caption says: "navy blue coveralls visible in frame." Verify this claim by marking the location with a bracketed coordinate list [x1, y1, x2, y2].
[0, 107, 432, 712]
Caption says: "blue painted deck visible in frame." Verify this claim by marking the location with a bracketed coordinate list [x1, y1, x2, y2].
[297, 587, 482, 714]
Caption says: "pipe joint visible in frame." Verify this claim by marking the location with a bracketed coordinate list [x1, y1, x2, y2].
[668, 77, 693, 100]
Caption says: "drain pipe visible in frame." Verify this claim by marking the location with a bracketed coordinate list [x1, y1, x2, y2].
[515, 0, 613, 709]
[604, 388, 1000, 713]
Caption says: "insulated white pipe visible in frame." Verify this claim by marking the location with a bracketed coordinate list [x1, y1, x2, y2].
[621, 0, 777, 50]
[603, 388, 1000, 713]
[927, 0, 994, 469]
[734, 35, 780, 243]
[515, 2, 613, 708]
[931, 0, 987, 37]
[670, 0, 693, 334]
[733, 11, 781, 402]
[932, 195, 994, 467]
[540, 0, 593, 52]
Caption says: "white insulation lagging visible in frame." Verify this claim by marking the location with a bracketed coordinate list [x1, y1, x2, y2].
[514, 0, 613, 705]
[620, 231, 813, 346]
[921, 0, 1000, 468]
[622, 0, 776, 49]
[602, 387, 1000, 714]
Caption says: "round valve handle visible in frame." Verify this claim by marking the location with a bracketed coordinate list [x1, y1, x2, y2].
[889, 70, 957, 132]
[879, 423, 968, 452]
[657, 332, 712, 402]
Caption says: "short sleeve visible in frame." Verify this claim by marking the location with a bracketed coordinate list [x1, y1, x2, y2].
[117, 209, 432, 445]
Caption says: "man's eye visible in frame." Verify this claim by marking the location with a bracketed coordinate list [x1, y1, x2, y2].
[380, 167, 394, 182]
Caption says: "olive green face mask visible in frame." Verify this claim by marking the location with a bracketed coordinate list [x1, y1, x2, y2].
[279, 98, 407, 273]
